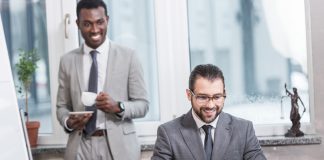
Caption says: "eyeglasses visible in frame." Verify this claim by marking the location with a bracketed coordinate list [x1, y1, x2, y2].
[189, 90, 226, 104]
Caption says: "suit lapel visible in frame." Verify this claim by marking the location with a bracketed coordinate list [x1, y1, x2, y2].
[180, 110, 206, 160]
[75, 46, 85, 92]
[103, 41, 114, 91]
[212, 112, 232, 160]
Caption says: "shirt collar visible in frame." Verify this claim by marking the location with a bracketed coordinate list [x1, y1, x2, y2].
[192, 109, 218, 129]
[83, 38, 110, 55]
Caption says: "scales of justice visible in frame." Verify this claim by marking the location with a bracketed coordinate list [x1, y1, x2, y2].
[280, 83, 306, 137]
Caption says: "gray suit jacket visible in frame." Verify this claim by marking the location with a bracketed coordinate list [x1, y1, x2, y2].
[56, 41, 149, 160]
[152, 110, 266, 160]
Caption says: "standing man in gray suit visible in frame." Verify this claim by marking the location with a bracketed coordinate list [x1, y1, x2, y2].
[56, 0, 148, 159]
[152, 64, 266, 160]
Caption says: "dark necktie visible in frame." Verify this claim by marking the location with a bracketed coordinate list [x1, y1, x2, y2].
[84, 50, 98, 136]
[202, 125, 213, 160]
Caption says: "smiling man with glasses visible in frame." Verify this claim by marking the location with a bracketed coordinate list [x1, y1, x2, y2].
[152, 64, 266, 160]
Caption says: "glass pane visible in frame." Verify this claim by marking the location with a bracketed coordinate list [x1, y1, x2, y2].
[187, 0, 309, 125]
[1, 0, 52, 133]
[77, 0, 160, 121]
[107, 0, 159, 121]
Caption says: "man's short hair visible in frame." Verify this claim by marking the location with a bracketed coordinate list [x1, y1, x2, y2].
[77, 0, 108, 19]
[189, 64, 225, 91]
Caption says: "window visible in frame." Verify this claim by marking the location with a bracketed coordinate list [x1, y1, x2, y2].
[105, 0, 159, 121]
[74, 0, 162, 137]
[0, 0, 52, 134]
[187, 0, 311, 135]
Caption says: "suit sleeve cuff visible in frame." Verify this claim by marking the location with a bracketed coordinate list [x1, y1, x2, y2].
[115, 111, 125, 119]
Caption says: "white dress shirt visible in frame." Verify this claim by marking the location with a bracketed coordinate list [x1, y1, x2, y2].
[192, 109, 219, 146]
[83, 39, 110, 129]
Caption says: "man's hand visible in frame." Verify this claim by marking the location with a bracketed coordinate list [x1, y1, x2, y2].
[96, 92, 120, 113]
[66, 114, 92, 130]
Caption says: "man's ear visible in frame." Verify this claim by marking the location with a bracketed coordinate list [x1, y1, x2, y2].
[106, 15, 109, 22]
[186, 89, 192, 101]
[223, 89, 227, 98]
[76, 19, 80, 29]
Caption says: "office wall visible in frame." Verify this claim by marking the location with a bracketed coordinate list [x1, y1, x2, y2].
[310, 0, 324, 135]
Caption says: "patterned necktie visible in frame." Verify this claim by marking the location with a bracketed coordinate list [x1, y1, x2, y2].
[202, 125, 213, 160]
[84, 50, 98, 136]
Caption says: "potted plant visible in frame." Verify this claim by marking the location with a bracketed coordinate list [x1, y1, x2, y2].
[16, 48, 40, 147]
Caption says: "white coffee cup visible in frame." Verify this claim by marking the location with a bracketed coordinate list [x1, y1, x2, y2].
[81, 92, 97, 106]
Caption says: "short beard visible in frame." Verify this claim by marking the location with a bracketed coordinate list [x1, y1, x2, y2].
[192, 102, 222, 123]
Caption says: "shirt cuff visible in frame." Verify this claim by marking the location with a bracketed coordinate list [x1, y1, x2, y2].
[64, 117, 74, 131]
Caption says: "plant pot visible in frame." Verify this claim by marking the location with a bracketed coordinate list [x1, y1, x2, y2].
[26, 121, 40, 147]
